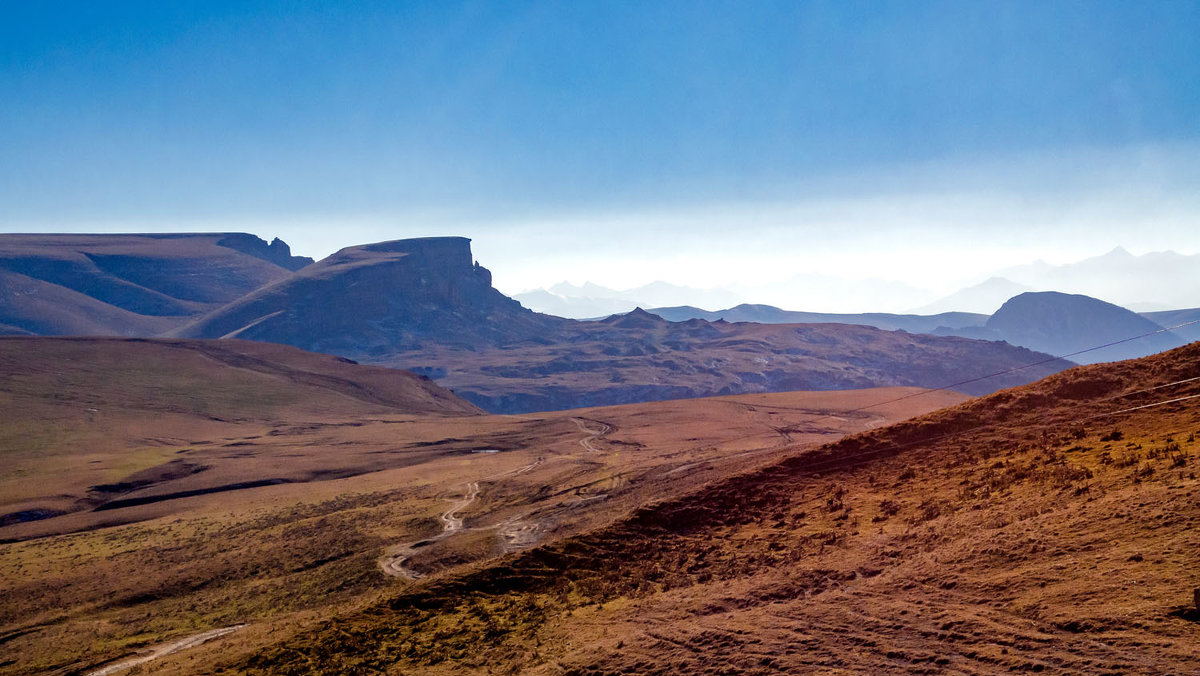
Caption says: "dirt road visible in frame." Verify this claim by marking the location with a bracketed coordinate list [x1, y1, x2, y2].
[379, 416, 614, 579]
[86, 625, 246, 676]
[571, 418, 612, 452]
[379, 456, 544, 579]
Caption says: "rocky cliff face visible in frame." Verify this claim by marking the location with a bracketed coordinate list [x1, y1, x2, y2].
[173, 237, 564, 354]
[216, 234, 314, 271]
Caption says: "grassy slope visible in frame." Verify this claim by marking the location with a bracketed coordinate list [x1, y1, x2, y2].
[0, 371, 960, 674]
[0, 337, 480, 519]
[222, 343, 1200, 675]
[0, 234, 302, 336]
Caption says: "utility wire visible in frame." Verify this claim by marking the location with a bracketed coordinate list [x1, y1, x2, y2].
[1083, 392, 1200, 421]
[790, 317, 1200, 429]
[754, 319, 1200, 473]
[786, 389, 1200, 477]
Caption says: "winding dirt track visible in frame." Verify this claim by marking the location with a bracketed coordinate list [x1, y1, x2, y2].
[378, 455, 546, 579]
[85, 625, 246, 676]
[571, 417, 612, 452]
[379, 417, 616, 579]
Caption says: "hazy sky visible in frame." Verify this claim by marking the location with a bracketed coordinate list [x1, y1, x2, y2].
[3, 1, 1198, 306]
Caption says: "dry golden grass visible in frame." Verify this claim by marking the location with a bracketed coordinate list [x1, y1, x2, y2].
[0, 338, 962, 675]
[203, 343, 1200, 676]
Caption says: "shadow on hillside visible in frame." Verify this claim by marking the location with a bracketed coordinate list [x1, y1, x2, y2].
[1168, 607, 1200, 624]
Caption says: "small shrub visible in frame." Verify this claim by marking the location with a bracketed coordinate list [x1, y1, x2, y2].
[1113, 452, 1141, 469]
[1100, 429, 1124, 442]
[874, 499, 901, 521]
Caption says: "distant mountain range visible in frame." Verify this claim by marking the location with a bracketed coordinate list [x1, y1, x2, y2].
[931, 292, 1187, 364]
[519, 246, 1200, 316]
[996, 247, 1200, 311]
[912, 277, 1037, 315]
[649, 304, 988, 333]
[6, 232, 1191, 411]
[513, 281, 745, 319]
[651, 292, 1194, 365]
[1, 233, 1075, 413]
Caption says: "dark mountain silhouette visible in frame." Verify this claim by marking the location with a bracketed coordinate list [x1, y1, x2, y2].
[0, 233, 311, 336]
[171, 237, 563, 354]
[936, 291, 1187, 364]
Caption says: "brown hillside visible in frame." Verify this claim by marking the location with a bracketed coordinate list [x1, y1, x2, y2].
[0, 337, 480, 527]
[0, 233, 310, 336]
[169, 236, 1071, 413]
[0, 348, 961, 675]
[224, 342, 1200, 675]
[397, 309, 1072, 412]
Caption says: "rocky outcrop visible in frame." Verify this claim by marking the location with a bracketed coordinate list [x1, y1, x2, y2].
[173, 237, 565, 354]
[216, 234, 314, 271]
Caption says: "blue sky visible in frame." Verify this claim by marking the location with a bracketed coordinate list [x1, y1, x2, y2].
[2, 1, 1199, 306]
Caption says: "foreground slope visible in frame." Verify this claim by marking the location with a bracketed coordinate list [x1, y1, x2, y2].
[224, 342, 1200, 675]
[0, 341, 962, 675]
[0, 233, 311, 336]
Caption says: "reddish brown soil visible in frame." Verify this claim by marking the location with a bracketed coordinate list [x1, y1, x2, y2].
[0, 337, 963, 675]
[212, 343, 1200, 676]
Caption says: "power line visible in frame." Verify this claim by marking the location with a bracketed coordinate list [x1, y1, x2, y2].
[1098, 376, 1200, 402]
[757, 321, 1200, 473]
[1083, 392, 1200, 421]
[794, 317, 1200, 428]
[787, 389, 1200, 478]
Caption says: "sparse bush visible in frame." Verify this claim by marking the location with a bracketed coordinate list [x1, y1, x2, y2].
[1170, 449, 1191, 468]
[1100, 429, 1124, 442]
[1148, 441, 1182, 460]
[909, 499, 944, 524]
[1113, 451, 1141, 468]
[873, 499, 902, 522]
[1044, 463, 1093, 488]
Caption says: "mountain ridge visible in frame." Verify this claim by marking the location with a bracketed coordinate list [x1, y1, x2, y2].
[0, 233, 312, 336]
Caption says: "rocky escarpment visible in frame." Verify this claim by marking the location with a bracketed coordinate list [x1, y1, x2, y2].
[172, 237, 564, 354]
[216, 233, 313, 271]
